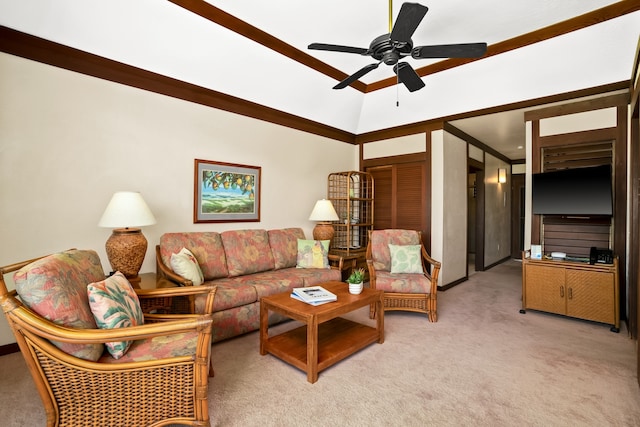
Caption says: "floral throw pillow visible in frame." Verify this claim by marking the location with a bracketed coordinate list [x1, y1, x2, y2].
[296, 239, 330, 269]
[87, 272, 144, 359]
[170, 247, 204, 286]
[389, 244, 423, 274]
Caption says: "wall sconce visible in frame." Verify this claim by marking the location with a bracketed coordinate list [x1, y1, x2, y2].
[498, 168, 507, 184]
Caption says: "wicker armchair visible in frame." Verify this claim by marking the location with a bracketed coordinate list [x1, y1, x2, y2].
[366, 229, 441, 322]
[0, 250, 217, 427]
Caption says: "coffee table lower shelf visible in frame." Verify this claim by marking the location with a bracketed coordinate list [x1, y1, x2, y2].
[263, 317, 380, 381]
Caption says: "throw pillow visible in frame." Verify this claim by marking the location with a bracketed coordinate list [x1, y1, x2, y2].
[389, 244, 423, 274]
[170, 247, 204, 286]
[296, 239, 330, 269]
[87, 272, 144, 359]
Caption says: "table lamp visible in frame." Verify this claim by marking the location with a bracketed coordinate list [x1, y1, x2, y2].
[309, 199, 339, 241]
[98, 191, 156, 285]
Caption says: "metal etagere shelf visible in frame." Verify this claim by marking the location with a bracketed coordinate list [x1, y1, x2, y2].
[327, 171, 374, 256]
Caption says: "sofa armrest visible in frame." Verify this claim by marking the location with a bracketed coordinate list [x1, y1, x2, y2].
[136, 284, 217, 316]
[328, 254, 344, 271]
[155, 245, 193, 286]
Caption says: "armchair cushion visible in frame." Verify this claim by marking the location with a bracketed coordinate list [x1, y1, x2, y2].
[389, 244, 423, 274]
[373, 271, 433, 294]
[99, 330, 199, 364]
[87, 272, 144, 359]
[13, 249, 105, 361]
[296, 239, 330, 269]
[170, 247, 204, 286]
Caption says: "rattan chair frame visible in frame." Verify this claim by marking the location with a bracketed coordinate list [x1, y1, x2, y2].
[366, 230, 441, 322]
[0, 253, 217, 427]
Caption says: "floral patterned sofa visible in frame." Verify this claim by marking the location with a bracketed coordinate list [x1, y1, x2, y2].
[156, 228, 343, 342]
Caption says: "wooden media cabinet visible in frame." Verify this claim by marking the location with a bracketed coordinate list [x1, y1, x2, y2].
[520, 255, 619, 332]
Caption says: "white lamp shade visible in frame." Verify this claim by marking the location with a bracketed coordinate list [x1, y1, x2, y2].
[308, 199, 339, 222]
[98, 191, 157, 228]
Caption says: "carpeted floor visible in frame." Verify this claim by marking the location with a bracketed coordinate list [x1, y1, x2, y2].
[1, 260, 639, 426]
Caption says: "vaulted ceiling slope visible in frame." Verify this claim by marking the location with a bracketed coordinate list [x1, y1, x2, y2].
[0, 1, 638, 141]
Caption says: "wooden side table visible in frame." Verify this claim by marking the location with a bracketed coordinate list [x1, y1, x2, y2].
[136, 272, 178, 313]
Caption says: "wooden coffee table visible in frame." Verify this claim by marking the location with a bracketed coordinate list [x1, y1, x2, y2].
[259, 281, 384, 383]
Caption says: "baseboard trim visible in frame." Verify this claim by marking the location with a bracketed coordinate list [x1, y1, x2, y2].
[0, 343, 19, 356]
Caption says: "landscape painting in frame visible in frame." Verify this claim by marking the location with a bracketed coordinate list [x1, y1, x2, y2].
[194, 159, 261, 223]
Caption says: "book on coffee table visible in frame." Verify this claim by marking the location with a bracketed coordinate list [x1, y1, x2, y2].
[290, 293, 334, 306]
[292, 286, 337, 304]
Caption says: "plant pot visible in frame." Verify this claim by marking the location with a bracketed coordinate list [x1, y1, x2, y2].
[348, 282, 363, 295]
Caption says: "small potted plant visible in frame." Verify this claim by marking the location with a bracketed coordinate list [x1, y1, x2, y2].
[346, 268, 365, 294]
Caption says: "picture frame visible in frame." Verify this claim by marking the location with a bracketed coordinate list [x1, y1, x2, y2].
[194, 159, 261, 223]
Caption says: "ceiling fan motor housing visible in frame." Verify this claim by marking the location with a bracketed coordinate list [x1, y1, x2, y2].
[370, 33, 413, 65]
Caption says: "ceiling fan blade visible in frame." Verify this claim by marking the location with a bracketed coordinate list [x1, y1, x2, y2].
[390, 2, 428, 43]
[393, 62, 425, 92]
[333, 62, 381, 89]
[308, 43, 369, 55]
[412, 42, 488, 59]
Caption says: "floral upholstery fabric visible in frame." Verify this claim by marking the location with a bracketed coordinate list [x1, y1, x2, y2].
[196, 276, 258, 312]
[160, 233, 228, 280]
[13, 249, 106, 361]
[370, 229, 422, 272]
[293, 268, 341, 287]
[268, 228, 305, 269]
[87, 272, 144, 359]
[99, 331, 198, 364]
[373, 271, 432, 294]
[221, 229, 275, 277]
[160, 229, 345, 343]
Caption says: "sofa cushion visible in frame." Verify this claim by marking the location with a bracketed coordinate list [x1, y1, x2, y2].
[289, 267, 342, 287]
[221, 229, 275, 277]
[87, 272, 144, 359]
[13, 249, 105, 361]
[170, 247, 204, 286]
[268, 228, 305, 269]
[296, 239, 330, 269]
[197, 277, 258, 312]
[160, 232, 228, 280]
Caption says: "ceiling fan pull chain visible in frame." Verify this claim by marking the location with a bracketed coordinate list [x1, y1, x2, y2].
[396, 70, 400, 107]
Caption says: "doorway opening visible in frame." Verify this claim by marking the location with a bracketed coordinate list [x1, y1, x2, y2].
[468, 162, 484, 276]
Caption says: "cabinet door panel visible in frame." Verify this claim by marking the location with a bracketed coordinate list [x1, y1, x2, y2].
[566, 270, 614, 324]
[524, 265, 565, 314]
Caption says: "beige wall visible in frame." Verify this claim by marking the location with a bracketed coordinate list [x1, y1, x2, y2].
[484, 154, 512, 265]
[0, 53, 357, 345]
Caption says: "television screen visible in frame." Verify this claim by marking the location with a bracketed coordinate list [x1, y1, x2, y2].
[532, 165, 613, 216]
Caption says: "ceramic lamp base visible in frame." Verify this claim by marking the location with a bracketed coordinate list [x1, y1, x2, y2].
[105, 228, 147, 284]
[313, 223, 335, 241]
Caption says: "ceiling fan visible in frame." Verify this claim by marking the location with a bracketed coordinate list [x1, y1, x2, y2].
[308, 2, 487, 92]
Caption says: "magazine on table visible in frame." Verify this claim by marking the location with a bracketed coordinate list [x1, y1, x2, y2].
[292, 286, 337, 304]
[290, 293, 335, 306]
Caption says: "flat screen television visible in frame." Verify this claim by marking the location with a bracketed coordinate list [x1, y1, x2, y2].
[531, 165, 613, 216]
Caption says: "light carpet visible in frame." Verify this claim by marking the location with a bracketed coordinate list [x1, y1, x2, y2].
[1, 260, 639, 426]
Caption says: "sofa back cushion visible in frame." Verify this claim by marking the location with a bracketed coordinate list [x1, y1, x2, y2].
[160, 232, 228, 280]
[13, 249, 106, 361]
[268, 228, 305, 269]
[221, 229, 275, 277]
[370, 229, 422, 272]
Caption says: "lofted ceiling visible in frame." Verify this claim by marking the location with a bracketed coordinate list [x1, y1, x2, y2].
[1, 0, 639, 160]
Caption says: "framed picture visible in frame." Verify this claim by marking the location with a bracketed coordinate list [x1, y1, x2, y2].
[194, 159, 261, 223]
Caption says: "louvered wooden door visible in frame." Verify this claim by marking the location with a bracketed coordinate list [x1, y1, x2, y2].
[367, 161, 429, 248]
